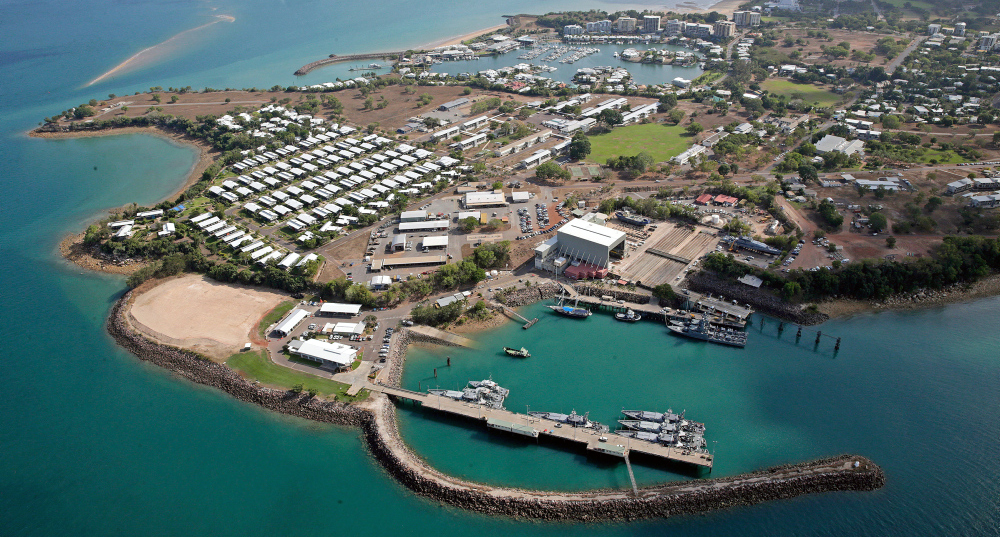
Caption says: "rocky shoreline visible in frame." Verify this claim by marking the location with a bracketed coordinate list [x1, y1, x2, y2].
[108, 289, 885, 521]
[497, 282, 563, 307]
[108, 290, 367, 427]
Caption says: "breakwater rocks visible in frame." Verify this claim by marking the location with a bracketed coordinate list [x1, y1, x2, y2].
[294, 52, 404, 76]
[362, 396, 884, 521]
[107, 291, 367, 427]
[497, 282, 562, 307]
[574, 284, 649, 304]
[689, 272, 828, 326]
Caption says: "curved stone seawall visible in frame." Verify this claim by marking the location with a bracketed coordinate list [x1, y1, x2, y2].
[108, 289, 884, 521]
[361, 398, 885, 521]
[108, 290, 367, 428]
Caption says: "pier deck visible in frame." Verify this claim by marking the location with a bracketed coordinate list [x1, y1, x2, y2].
[372, 384, 714, 470]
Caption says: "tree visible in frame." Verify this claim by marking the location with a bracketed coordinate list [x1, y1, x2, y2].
[782, 281, 802, 300]
[170, 95, 179, 104]
[685, 122, 704, 136]
[886, 236, 897, 249]
[667, 109, 685, 124]
[652, 283, 678, 305]
[73, 105, 95, 119]
[364, 97, 374, 110]
[924, 196, 943, 213]
[881, 115, 901, 129]
[798, 163, 818, 183]
[568, 131, 591, 160]
[463, 87, 472, 95]
[535, 161, 570, 181]
[658, 93, 678, 111]
[460, 217, 478, 232]
[597, 108, 624, 129]
[868, 211, 888, 232]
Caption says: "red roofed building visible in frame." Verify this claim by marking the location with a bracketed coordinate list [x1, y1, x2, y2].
[695, 193, 714, 205]
[714, 194, 739, 206]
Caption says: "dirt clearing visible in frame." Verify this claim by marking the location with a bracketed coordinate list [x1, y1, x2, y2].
[129, 275, 288, 359]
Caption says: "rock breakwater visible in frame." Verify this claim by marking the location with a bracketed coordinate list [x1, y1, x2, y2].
[574, 284, 649, 304]
[362, 396, 884, 521]
[497, 283, 562, 307]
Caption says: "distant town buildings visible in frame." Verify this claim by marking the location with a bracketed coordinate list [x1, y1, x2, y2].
[665, 19, 685, 36]
[928, 23, 941, 35]
[733, 11, 762, 27]
[563, 24, 584, 35]
[586, 19, 612, 33]
[714, 21, 736, 38]
[614, 17, 637, 33]
[642, 15, 661, 34]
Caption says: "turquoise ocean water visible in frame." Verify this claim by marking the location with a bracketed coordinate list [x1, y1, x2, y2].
[1, 1, 998, 535]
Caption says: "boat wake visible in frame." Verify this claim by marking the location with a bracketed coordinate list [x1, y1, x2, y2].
[85, 14, 235, 87]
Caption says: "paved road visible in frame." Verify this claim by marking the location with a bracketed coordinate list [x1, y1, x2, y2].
[886, 35, 925, 75]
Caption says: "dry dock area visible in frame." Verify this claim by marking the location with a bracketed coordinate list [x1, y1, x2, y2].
[372, 384, 714, 470]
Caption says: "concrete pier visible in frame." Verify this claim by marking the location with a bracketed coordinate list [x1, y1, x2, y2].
[372, 384, 714, 470]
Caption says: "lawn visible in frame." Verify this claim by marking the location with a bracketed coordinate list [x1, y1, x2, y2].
[587, 123, 693, 164]
[761, 79, 842, 108]
[257, 300, 296, 337]
[226, 350, 367, 401]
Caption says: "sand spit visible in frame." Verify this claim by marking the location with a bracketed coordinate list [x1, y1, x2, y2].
[86, 15, 235, 87]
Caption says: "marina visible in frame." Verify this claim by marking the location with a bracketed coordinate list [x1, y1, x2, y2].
[429, 42, 702, 87]
[376, 383, 714, 470]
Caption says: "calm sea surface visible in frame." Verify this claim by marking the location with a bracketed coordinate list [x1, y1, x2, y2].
[1, 1, 998, 535]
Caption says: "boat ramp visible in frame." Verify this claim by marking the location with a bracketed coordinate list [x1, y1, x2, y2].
[371, 384, 714, 470]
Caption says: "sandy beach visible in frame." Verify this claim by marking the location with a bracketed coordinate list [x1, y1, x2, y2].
[699, 0, 745, 16]
[421, 23, 509, 49]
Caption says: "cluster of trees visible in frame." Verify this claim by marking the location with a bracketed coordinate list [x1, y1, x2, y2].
[471, 97, 503, 114]
[431, 261, 486, 289]
[598, 196, 701, 225]
[605, 152, 654, 178]
[817, 199, 844, 230]
[410, 301, 465, 326]
[535, 161, 571, 181]
[471, 241, 511, 269]
[207, 262, 313, 293]
[703, 235, 1000, 301]
[568, 132, 591, 160]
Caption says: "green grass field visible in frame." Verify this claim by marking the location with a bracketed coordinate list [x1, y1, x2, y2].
[257, 300, 296, 337]
[761, 79, 841, 108]
[587, 123, 692, 164]
[227, 350, 367, 401]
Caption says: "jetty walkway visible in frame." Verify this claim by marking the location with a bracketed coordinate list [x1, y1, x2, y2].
[370, 384, 714, 470]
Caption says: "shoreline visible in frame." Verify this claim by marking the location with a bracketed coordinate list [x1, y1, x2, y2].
[107, 285, 885, 521]
[816, 273, 1000, 319]
[419, 23, 510, 50]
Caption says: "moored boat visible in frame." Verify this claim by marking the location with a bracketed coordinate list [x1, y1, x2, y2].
[503, 346, 530, 358]
[668, 319, 747, 348]
[614, 309, 642, 322]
